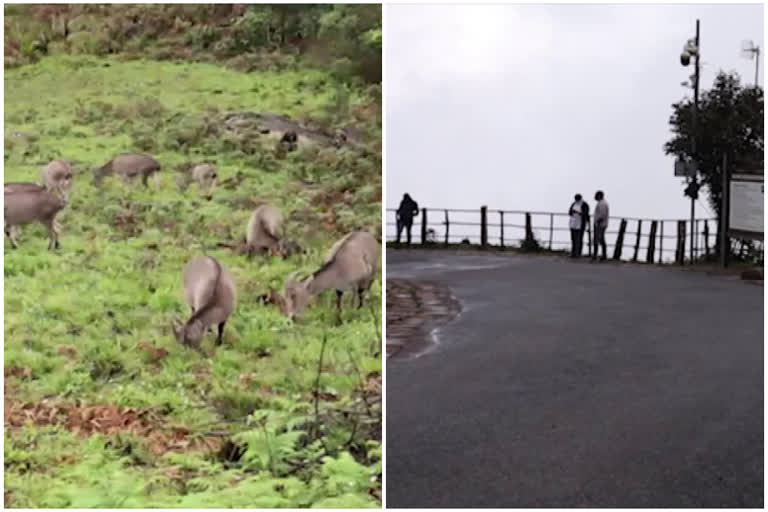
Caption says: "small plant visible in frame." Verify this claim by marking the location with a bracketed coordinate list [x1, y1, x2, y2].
[520, 234, 543, 252]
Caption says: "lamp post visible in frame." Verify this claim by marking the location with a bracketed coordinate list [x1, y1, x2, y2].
[680, 19, 700, 263]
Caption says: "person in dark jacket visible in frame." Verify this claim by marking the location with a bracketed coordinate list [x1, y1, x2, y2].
[396, 193, 419, 244]
[579, 199, 590, 257]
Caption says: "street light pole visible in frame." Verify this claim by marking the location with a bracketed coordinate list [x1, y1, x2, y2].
[690, 19, 700, 263]
[679, 20, 702, 263]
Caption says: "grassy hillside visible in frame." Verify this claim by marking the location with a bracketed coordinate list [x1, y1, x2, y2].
[4, 54, 381, 508]
[4, 4, 382, 84]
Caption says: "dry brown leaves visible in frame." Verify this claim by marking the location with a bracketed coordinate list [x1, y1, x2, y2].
[57, 345, 78, 359]
[4, 398, 220, 456]
[113, 208, 142, 237]
[5, 366, 32, 380]
[311, 390, 340, 402]
[137, 342, 170, 364]
[208, 221, 231, 237]
[364, 373, 382, 402]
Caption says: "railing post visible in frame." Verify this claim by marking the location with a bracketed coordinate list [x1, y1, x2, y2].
[421, 207, 428, 245]
[525, 212, 534, 245]
[499, 211, 505, 248]
[647, 220, 658, 263]
[703, 220, 710, 259]
[548, 213, 554, 250]
[676, 220, 686, 264]
[720, 153, 729, 268]
[632, 220, 642, 262]
[613, 218, 627, 260]
[694, 219, 699, 260]
[659, 221, 664, 263]
[444, 209, 449, 246]
[480, 205, 488, 248]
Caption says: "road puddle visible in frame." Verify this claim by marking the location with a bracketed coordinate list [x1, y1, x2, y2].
[386, 279, 462, 361]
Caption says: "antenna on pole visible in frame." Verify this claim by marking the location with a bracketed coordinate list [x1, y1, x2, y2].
[740, 39, 761, 87]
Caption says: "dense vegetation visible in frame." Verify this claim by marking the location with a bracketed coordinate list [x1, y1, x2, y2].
[4, 4, 382, 84]
[4, 5, 381, 508]
[665, 71, 763, 263]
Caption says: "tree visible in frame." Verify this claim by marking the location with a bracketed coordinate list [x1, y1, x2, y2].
[664, 72, 763, 262]
[664, 72, 763, 219]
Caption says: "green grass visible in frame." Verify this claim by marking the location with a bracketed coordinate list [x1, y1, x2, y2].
[4, 55, 381, 508]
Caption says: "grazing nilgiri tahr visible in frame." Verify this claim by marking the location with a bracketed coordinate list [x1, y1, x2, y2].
[40, 159, 74, 199]
[281, 231, 380, 320]
[4, 184, 46, 240]
[4, 182, 45, 194]
[173, 255, 237, 350]
[245, 203, 284, 257]
[94, 153, 161, 187]
[192, 163, 217, 191]
[4, 187, 67, 250]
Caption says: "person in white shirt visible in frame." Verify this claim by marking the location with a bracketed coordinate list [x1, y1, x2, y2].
[568, 194, 588, 258]
[592, 190, 609, 261]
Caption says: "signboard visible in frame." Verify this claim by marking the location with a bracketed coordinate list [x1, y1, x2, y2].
[728, 173, 764, 240]
[674, 157, 697, 177]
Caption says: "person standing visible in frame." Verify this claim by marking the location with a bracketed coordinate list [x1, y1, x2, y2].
[396, 193, 419, 244]
[568, 194, 586, 258]
[579, 199, 590, 257]
[592, 190, 609, 261]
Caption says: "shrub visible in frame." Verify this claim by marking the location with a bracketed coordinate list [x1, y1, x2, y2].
[67, 31, 113, 56]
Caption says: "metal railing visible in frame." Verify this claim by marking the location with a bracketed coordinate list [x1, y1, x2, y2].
[386, 207, 720, 264]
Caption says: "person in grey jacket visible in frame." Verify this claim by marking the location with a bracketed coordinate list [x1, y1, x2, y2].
[592, 190, 609, 261]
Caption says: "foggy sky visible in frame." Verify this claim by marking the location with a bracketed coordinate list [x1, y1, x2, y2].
[385, 4, 764, 225]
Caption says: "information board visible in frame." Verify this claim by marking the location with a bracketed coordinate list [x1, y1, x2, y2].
[729, 173, 764, 239]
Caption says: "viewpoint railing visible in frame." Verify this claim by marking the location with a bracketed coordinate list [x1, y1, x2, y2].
[386, 207, 720, 264]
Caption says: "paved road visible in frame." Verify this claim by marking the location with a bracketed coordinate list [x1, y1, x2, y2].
[386, 250, 763, 508]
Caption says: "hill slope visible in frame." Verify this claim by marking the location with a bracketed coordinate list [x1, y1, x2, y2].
[4, 54, 381, 508]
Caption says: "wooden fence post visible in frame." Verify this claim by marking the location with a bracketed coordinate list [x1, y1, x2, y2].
[703, 220, 709, 259]
[499, 211, 505, 248]
[676, 220, 686, 264]
[480, 206, 488, 248]
[646, 220, 658, 263]
[694, 219, 699, 260]
[444, 209, 449, 246]
[659, 221, 664, 263]
[632, 220, 642, 262]
[525, 212, 534, 245]
[613, 218, 627, 260]
[548, 213, 554, 250]
[421, 208, 428, 245]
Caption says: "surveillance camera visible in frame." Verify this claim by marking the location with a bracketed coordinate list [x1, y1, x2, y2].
[685, 39, 699, 55]
[680, 52, 691, 66]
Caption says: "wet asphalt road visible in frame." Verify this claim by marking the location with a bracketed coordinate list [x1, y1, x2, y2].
[386, 250, 763, 508]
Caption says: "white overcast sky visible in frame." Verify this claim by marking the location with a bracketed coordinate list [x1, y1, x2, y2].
[385, 3, 764, 222]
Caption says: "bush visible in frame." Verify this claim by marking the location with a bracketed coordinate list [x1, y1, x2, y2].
[5, 5, 382, 87]
[520, 235, 543, 252]
[67, 31, 114, 56]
